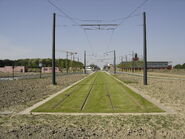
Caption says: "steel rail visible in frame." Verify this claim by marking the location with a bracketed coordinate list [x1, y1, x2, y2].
[80, 73, 98, 111]
[51, 74, 95, 109]
[104, 78, 115, 112]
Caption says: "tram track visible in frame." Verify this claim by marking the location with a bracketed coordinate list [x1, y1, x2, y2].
[80, 73, 98, 111]
[104, 75, 115, 112]
[51, 73, 96, 109]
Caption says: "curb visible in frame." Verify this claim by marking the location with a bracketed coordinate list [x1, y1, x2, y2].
[19, 73, 95, 115]
[108, 72, 175, 114]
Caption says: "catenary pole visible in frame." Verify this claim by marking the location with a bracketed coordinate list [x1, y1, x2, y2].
[114, 50, 116, 74]
[125, 55, 127, 72]
[143, 12, 147, 85]
[84, 50, 86, 74]
[121, 56, 123, 72]
[12, 61, 14, 79]
[52, 13, 56, 85]
[72, 54, 75, 72]
[66, 52, 68, 74]
[132, 51, 134, 72]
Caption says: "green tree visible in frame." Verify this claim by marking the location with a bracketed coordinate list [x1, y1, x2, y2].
[174, 64, 182, 69]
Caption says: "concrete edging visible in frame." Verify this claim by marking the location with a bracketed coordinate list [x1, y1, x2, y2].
[19, 72, 95, 115]
[108, 72, 175, 114]
[19, 71, 175, 116]
[30, 112, 173, 116]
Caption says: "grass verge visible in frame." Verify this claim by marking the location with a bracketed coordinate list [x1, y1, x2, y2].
[32, 72, 164, 113]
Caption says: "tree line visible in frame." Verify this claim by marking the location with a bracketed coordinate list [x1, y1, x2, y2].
[0, 58, 83, 69]
[118, 61, 185, 69]
[117, 61, 144, 68]
[174, 63, 185, 69]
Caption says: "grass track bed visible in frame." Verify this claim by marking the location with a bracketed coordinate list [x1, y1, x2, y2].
[32, 72, 164, 113]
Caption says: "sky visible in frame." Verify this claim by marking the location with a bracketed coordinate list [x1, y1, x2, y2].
[0, 0, 185, 67]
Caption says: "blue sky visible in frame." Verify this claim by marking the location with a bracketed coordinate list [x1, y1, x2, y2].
[0, 0, 185, 67]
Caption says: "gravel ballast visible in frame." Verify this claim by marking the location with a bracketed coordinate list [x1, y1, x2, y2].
[0, 72, 185, 138]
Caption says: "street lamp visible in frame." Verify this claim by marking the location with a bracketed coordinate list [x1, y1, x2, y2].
[39, 63, 42, 78]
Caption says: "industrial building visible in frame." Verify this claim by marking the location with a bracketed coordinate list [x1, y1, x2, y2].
[120, 61, 172, 70]
[147, 61, 172, 69]
[0, 66, 25, 73]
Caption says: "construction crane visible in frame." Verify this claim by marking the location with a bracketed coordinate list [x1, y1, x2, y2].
[56, 50, 78, 74]
[56, 50, 77, 61]
[56, 50, 77, 56]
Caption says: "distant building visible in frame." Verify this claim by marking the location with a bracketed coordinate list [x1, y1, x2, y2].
[0, 66, 25, 73]
[85, 66, 93, 73]
[121, 61, 172, 70]
[85, 66, 92, 71]
[147, 61, 172, 69]
[42, 67, 60, 73]
[130, 54, 172, 70]
[103, 64, 114, 71]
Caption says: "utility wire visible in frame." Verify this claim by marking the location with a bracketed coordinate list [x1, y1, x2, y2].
[83, 29, 93, 51]
[48, 0, 79, 25]
[117, 0, 150, 28]
[48, 0, 149, 26]
[105, 0, 150, 52]
[77, 14, 141, 23]
[50, 0, 144, 23]
[47, 0, 95, 52]
[47, 0, 150, 62]
[106, 29, 115, 50]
